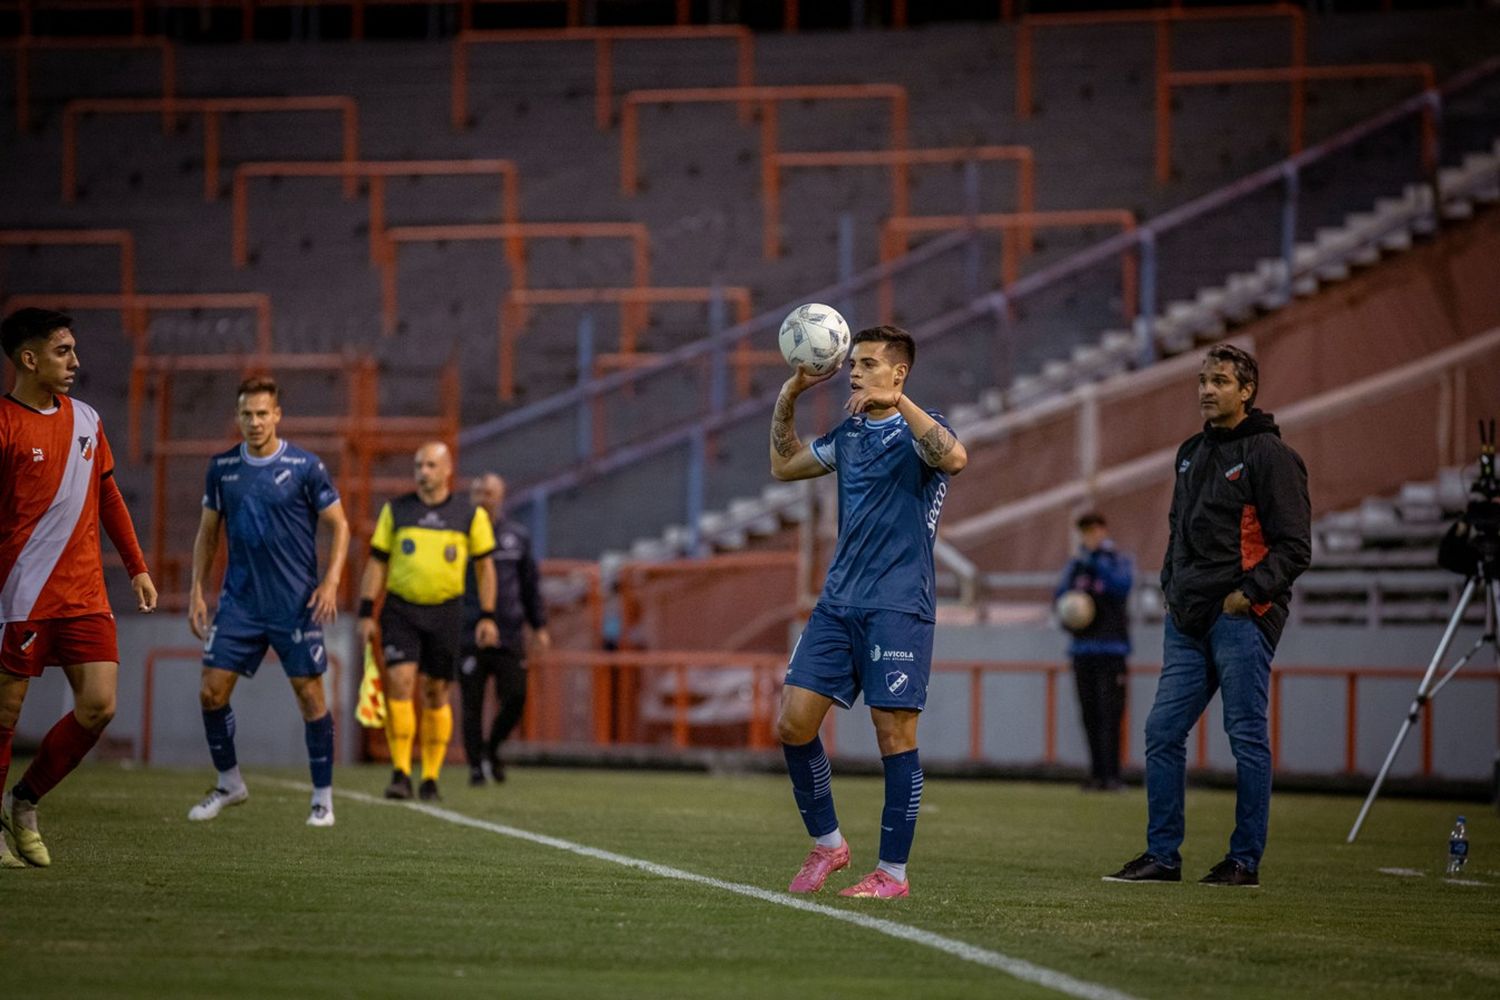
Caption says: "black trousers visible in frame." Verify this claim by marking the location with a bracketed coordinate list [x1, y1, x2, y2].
[1072, 653, 1127, 783]
[458, 646, 528, 768]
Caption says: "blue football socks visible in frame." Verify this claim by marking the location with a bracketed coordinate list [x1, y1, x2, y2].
[878, 748, 923, 871]
[305, 712, 334, 791]
[783, 735, 840, 840]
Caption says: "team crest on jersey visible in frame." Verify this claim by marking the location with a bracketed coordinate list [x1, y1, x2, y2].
[274, 469, 293, 486]
[444, 544, 459, 563]
[885, 670, 909, 695]
[77, 435, 94, 461]
[1225, 462, 1245, 482]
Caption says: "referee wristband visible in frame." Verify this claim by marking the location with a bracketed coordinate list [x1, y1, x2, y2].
[358, 598, 375, 619]
[478, 611, 497, 623]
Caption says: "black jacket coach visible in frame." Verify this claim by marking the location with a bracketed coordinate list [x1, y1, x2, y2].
[464, 517, 546, 653]
[1161, 409, 1311, 649]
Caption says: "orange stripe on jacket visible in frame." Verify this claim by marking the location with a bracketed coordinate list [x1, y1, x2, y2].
[1240, 505, 1273, 617]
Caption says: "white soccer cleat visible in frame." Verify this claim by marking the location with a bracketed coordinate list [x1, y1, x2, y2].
[1, 790, 49, 867]
[306, 803, 335, 828]
[187, 785, 249, 822]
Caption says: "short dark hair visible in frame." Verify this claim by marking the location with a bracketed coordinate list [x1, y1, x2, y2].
[237, 375, 279, 401]
[1204, 343, 1258, 408]
[852, 325, 916, 367]
[1075, 512, 1107, 531]
[1, 308, 73, 362]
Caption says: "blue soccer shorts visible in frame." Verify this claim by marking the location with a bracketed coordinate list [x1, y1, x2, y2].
[784, 602, 933, 711]
[202, 604, 328, 678]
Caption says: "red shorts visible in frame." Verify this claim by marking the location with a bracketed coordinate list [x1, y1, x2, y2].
[0, 614, 119, 678]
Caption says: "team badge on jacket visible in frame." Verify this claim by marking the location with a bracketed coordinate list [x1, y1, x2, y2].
[1225, 462, 1245, 482]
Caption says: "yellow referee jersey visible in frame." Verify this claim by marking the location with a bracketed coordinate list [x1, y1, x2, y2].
[369, 492, 496, 605]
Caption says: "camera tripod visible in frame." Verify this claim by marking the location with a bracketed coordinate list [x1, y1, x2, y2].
[1346, 559, 1500, 843]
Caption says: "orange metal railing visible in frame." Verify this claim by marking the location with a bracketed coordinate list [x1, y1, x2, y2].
[517, 653, 1495, 778]
[498, 285, 754, 403]
[877, 209, 1137, 323]
[1157, 62, 1439, 184]
[1015, 4, 1306, 121]
[62, 95, 360, 203]
[452, 25, 755, 131]
[619, 84, 910, 256]
[378, 221, 652, 336]
[768, 145, 1037, 261]
[0, 291, 272, 376]
[231, 158, 522, 267]
[2, 35, 175, 132]
[0, 229, 139, 323]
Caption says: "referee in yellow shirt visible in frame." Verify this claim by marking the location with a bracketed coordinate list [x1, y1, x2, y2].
[357, 442, 498, 801]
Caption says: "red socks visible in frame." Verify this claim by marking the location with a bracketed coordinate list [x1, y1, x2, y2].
[16, 713, 100, 802]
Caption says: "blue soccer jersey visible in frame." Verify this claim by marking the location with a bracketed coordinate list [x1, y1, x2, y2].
[203, 441, 340, 625]
[810, 409, 951, 622]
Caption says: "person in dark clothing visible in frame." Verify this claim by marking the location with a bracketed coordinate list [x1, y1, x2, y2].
[1106, 344, 1310, 889]
[460, 473, 550, 786]
[1054, 512, 1133, 792]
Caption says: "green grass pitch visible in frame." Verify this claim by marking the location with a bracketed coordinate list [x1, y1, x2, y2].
[8, 762, 1498, 999]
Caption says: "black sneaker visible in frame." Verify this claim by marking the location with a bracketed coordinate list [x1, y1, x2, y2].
[383, 770, 413, 800]
[418, 778, 442, 802]
[1199, 859, 1259, 887]
[1103, 852, 1182, 883]
[487, 751, 506, 783]
[468, 766, 487, 788]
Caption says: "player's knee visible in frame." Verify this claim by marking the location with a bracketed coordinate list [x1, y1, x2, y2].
[77, 699, 115, 732]
[775, 712, 815, 746]
[199, 684, 229, 711]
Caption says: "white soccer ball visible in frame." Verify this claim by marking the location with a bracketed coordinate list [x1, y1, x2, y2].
[1056, 591, 1096, 631]
[778, 303, 851, 375]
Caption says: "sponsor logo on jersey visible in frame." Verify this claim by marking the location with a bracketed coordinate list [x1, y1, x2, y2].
[1179, 458, 1191, 473]
[292, 628, 303, 643]
[1225, 462, 1245, 482]
[925, 481, 949, 537]
[222, 474, 240, 482]
[419, 511, 445, 528]
[870, 644, 915, 664]
[885, 670, 909, 695]
[31, 448, 43, 462]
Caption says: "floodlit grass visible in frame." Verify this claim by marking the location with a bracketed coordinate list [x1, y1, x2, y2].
[7, 762, 1498, 999]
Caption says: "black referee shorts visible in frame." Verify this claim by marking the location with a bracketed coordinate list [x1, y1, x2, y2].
[379, 595, 463, 681]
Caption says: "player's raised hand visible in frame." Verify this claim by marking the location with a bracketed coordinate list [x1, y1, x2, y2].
[845, 385, 902, 415]
[783, 363, 839, 397]
[132, 572, 158, 614]
[307, 579, 340, 625]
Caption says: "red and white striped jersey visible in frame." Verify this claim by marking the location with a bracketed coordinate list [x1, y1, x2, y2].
[0, 393, 117, 622]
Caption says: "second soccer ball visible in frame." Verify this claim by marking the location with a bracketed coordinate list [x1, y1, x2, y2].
[778, 303, 851, 375]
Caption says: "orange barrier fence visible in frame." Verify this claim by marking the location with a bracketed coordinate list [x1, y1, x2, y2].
[877, 209, 1137, 323]
[452, 25, 754, 131]
[231, 158, 521, 267]
[139, 646, 344, 764]
[768, 145, 1037, 261]
[1158, 62, 1438, 184]
[0, 228, 138, 316]
[520, 654, 1495, 776]
[2, 35, 175, 132]
[0, 291, 271, 369]
[1016, 4, 1306, 121]
[378, 221, 651, 335]
[619, 84, 910, 257]
[498, 285, 753, 402]
[62, 95, 360, 203]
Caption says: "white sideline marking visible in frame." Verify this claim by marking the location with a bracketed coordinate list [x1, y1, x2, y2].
[293, 782, 1139, 1000]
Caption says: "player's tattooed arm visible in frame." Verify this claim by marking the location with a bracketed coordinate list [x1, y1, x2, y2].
[915, 423, 958, 467]
[771, 390, 800, 459]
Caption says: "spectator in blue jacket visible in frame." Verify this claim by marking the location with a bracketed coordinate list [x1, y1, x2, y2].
[1055, 511, 1133, 791]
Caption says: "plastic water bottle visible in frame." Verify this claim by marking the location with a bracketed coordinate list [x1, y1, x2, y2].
[1446, 816, 1469, 875]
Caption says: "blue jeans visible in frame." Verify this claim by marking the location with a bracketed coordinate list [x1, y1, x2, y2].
[1145, 613, 1274, 870]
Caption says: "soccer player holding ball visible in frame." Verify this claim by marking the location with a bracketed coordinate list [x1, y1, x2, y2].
[186, 376, 350, 827]
[0, 309, 157, 869]
[769, 319, 967, 898]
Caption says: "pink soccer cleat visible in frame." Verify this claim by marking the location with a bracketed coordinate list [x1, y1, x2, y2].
[787, 841, 850, 893]
[838, 869, 910, 898]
